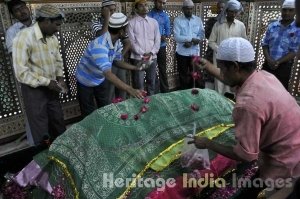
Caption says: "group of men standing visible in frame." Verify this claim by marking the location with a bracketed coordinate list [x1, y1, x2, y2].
[5, 0, 300, 148]
[4, 0, 300, 197]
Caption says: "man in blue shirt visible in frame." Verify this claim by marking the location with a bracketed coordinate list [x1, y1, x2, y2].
[76, 13, 144, 118]
[148, 0, 171, 93]
[173, 0, 204, 89]
[91, 0, 132, 103]
[262, 0, 300, 90]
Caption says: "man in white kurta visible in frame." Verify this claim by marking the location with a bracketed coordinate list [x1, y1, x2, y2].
[208, 0, 247, 95]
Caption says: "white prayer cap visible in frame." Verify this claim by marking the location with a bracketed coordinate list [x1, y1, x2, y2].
[216, 37, 255, 62]
[226, 0, 242, 11]
[218, 0, 243, 23]
[108, 13, 128, 28]
[282, 0, 295, 8]
[183, 0, 194, 7]
[102, 0, 116, 7]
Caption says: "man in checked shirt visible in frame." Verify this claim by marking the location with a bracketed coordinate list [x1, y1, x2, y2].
[12, 5, 67, 145]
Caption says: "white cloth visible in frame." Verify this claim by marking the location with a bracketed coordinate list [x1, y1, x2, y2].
[226, 0, 243, 11]
[282, 0, 295, 8]
[218, 0, 243, 24]
[217, 37, 255, 62]
[183, 0, 194, 7]
[208, 19, 247, 95]
[102, 0, 116, 7]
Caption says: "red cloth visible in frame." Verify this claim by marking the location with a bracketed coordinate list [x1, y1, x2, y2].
[146, 155, 236, 199]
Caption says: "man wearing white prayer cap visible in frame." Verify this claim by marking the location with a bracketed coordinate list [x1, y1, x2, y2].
[282, 0, 296, 8]
[173, 0, 205, 89]
[191, 37, 300, 198]
[208, 0, 247, 96]
[261, 0, 299, 90]
[76, 13, 144, 117]
[217, 0, 244, 24]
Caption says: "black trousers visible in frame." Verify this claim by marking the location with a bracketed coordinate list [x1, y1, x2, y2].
[21, 84, 66, 145]
[176, 53, 204, 90]
[77, 82, 108, 118]
[157, 46, 169, 93]
[263, 61, 293, 90]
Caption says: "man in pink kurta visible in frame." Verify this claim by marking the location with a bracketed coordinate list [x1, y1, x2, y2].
[233, 70, 300, 180]
[191, 37, 300, 197]
[128, 0, 161, 95]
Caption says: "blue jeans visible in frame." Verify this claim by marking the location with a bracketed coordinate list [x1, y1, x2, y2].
[132, 59, 157, 96]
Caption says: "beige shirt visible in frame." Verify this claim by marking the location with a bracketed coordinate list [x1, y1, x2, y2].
[208, 18, 247, 63]
[12, 23, 64, 88]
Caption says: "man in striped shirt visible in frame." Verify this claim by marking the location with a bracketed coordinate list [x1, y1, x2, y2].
[76, 13, 144, 118]
[91, 0, 131, 103]
[12, 5, 67, 146]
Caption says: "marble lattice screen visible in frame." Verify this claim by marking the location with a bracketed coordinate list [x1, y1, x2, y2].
[0, 0, 299, 140]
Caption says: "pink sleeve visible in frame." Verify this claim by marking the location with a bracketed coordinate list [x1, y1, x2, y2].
[232, 107, 261, 162]
[127, 20, 144, 56]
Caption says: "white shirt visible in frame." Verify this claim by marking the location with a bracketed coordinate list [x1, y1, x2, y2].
[208, 18, 247, 63]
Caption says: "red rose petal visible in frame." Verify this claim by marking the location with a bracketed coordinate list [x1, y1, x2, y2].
[141, 106, 148, 113]
[191, 89, 199, 95]
[120, 114, 128, 120]
[192, 55, 201, 64]
[134, 114, 139, 120]
[143, 97, 151, 104]
[191, 104, 199, 112]
[142, 91, 148, 97]
[192, 72, 201, 80]
[112, 97, 123, 104]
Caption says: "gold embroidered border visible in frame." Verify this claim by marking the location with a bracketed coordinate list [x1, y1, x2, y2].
[118, 123, 234, 199]
[49, 156, 79, 199]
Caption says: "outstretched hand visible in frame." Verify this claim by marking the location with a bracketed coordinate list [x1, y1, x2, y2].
[192, 56, 208, 70]
[127, 87, 144, 99]
[188, 136, 210, 149]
